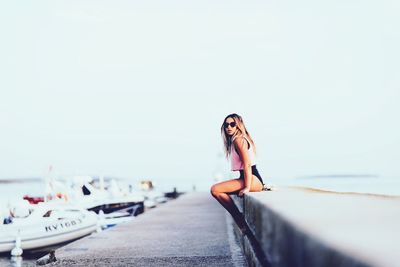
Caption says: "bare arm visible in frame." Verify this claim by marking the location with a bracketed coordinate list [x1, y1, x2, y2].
[234, 136, 252, 196]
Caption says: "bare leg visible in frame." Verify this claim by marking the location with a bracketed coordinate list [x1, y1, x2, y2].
[210, 176, 263, 232]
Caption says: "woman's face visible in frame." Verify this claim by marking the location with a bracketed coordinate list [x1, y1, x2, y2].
[224, 117, 237, 136]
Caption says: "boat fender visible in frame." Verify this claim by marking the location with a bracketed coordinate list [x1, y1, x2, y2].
[11, 233, 23, 257]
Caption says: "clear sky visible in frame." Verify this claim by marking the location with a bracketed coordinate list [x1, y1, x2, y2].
[1, 1, 399, 189]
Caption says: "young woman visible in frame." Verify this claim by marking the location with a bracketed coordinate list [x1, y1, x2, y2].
[210, 113, 265, 233]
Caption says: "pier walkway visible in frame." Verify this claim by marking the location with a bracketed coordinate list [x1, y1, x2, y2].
[40, 192, 247, 267]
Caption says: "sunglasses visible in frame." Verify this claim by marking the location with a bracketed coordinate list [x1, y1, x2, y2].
[224, 122, 237, 128]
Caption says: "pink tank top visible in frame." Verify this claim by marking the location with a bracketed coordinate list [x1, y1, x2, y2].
[230, 135, 257, 171]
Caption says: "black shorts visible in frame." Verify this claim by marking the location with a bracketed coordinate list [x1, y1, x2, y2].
[239, 165, 264, 185]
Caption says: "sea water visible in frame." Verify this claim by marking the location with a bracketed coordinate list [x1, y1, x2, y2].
[271, 176, 400, 196]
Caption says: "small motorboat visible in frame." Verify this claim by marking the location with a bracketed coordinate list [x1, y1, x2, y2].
[24, 176, 146, 217]
[70, 177, 145, 216]
[144, 199, 157, 209]
[144, 190, 169, 204]
[97, 210, 135, 229]
[0, 201, 98, 255]
[138, 180, 170, 205]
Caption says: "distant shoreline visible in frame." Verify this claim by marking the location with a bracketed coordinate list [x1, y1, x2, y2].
[298, 174, 379, 179]
[0, 178, 42, 183]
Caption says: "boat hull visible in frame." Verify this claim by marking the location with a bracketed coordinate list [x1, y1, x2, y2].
[88, 201, 144, 216]
[0, 216, 97, 253]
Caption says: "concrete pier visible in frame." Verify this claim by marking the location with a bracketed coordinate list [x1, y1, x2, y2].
[38, 193, 247, 266]
[231, 187, 400, 267]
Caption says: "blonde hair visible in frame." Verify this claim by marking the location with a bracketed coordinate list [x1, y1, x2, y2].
[221, 113, 256, 158]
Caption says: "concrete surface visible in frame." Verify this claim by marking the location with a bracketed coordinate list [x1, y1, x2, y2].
[232, 187, 400, 267]
[38, 192, 247, 267]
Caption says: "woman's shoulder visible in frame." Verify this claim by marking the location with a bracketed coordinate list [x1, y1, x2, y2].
[232, 135, 249, 148]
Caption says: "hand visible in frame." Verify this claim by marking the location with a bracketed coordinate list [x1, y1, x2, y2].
[238, 187, 250, 197]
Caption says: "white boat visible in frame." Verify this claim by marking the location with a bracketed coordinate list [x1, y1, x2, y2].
[98, 210, 134, 229]
[144, 199, 157, 209]
[136, 180, 170, 206]
[24, 176, 146, 217]
[0, 201, 97, 255]
[146, 190, 169, 204]
[68, 176, 145, 216]
[22, 175, 146, 231]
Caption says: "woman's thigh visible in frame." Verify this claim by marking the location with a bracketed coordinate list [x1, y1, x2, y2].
[249, 175, 263, 192]
[211, 175, 263, 194]
[211, 178, 244, 194]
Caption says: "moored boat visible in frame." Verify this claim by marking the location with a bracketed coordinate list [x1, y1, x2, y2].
[0, 202, 97, 255]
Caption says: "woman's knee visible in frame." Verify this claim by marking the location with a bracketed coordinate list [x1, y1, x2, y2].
[210, 184, 220, 197]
